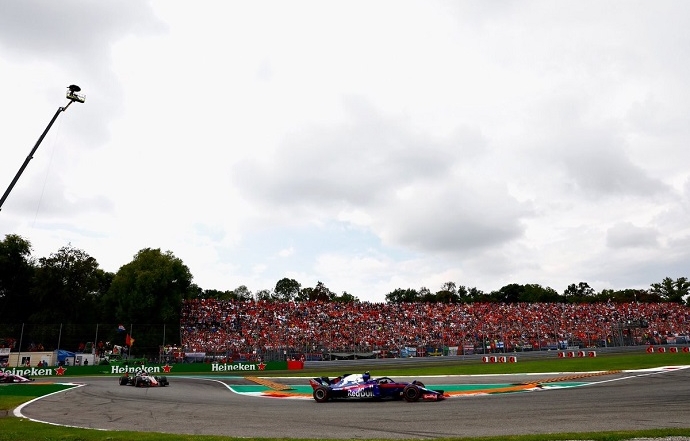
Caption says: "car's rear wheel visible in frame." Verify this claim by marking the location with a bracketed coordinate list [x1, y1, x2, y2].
[119, 376, 129, 386]
[403, 384, 421, 402]
[313, 386, 329, 403]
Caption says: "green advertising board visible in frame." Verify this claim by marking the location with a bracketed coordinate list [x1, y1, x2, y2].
[0, 360, 302, 378]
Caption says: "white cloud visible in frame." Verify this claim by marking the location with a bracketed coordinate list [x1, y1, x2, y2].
[606, 222, 659, 249]
[1, 1, 690, 301]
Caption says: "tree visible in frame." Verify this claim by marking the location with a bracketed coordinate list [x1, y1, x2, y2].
[563, 282, 596, 303]
[385, 288, 420, 303]
[31, 244, 107, 324]
[294, 282, 335, 301]
[418, 286, 432, 299]
[521, 284, 561, 303]
[441, 282, 457, 295]
[315, 281, 335, 301]
[434, 289, 459, 303]
[0, 234, 35, 323]
[103, 248, 195, 351]
[432, 282, 458, 303]
[296, 287, 313, 302]
[491, 284, 525, 303]
[422, 290, 438, 302]
[232, 285, 253, 301]
[465, 286, 487, 302]
[456, 285, 469, 303]
[274, 278, 301, 301]
[26, 244, 110, 352]
[650, 277, 690, 304]
[598, 288, 653, 303]
[333, 291, 359, 302]
[255, 289, 274, 301]
[200, 288, 227, 299]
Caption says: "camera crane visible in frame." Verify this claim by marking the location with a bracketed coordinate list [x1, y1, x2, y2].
[0, 85, 85, 212]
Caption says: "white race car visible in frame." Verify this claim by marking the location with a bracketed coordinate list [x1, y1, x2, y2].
[119, 371, 169, 387]
[0, 371, 34, 383]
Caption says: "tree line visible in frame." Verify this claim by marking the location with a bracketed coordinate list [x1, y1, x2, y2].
[1, 233, 688, 352]
[384, 280, 690, 304]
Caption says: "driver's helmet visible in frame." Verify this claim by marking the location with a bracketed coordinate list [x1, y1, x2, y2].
[362, 371, 370, 381]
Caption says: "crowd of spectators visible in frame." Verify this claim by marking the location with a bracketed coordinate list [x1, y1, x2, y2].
[180, 299, 690, 361]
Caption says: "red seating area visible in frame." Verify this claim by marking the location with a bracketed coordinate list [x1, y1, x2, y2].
[181, 299, 690, 358]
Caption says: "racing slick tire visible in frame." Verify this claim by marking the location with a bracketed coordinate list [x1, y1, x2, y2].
[403, 384, 422, 402]
[313, 386, 329, 403]
[412, 381, 425, 388]
[119, 376, 129, 386]
[158, 376, 169, 386]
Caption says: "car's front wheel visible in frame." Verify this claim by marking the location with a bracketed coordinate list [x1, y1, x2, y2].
[313, 386, 329, 403]
[403, 384, 421, 402]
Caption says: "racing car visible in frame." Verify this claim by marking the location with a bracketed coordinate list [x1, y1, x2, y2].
[309, 372, 444, 403]
[118, 370, 169, 387]
[0, 371, 34, 383]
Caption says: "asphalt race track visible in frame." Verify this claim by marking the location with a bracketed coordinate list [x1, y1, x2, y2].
[16, 368, 690, 439]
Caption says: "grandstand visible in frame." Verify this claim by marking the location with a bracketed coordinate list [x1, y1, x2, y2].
[180, 300, 690, 362]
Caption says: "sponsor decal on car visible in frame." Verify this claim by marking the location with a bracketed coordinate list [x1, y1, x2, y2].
[348, 388, 374, 398]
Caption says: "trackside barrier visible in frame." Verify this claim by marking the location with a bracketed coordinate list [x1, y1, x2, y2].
[0, 361, 304, 378]
[646, 346, 690, 353]
[557, 351, 597, 358]
[481, 356, 517, 363]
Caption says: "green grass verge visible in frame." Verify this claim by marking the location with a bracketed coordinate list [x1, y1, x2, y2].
[0, 418, 688, 441]
[1, 351, 689, 441]
[260, 351, 689, 377]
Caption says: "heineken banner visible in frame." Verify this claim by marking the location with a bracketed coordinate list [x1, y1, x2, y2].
[0, 360, 303, 378]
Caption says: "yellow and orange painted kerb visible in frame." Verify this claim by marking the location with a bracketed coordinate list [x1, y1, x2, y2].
[235, 372, 623, 399]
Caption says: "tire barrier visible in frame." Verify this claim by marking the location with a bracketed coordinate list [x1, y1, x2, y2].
[557, 350, 597, 358]
[481, 355, 517, 363]
[646, 346, 690, 353]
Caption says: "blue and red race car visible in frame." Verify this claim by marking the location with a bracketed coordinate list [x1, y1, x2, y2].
[308, 372, 445, 403]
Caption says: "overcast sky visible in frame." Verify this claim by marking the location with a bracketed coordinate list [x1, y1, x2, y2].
[1, 1, 689, 302]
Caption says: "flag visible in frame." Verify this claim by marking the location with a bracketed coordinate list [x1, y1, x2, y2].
[126, 334, 135, 347]
[117, 325, 126, 332]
